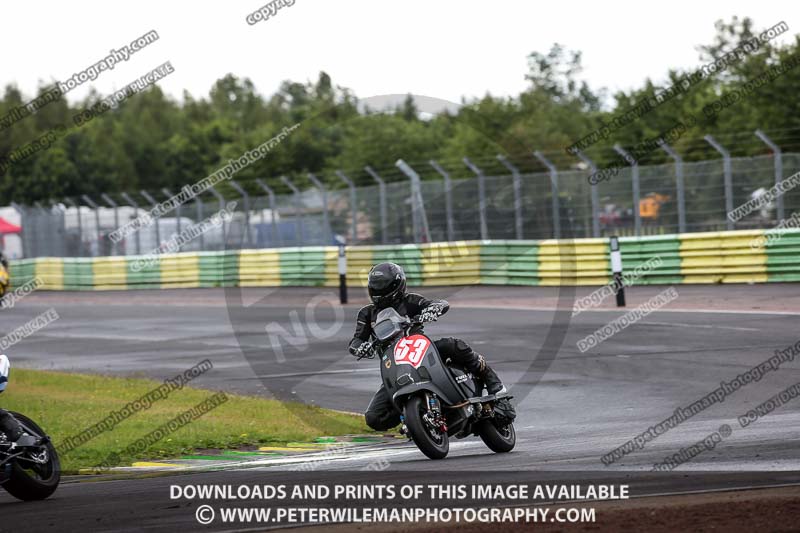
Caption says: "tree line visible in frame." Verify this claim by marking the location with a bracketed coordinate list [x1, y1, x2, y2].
[0, 16, 798, 205]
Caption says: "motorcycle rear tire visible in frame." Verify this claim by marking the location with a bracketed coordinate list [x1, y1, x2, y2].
[477, 419, 516, 453]
[404, 395, 449, 460]
[1, 412, 60, 501]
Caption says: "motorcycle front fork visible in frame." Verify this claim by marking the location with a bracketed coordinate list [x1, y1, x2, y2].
[399, 393, 447, 437]
[399, 415, 409, 437]
[424, 393, 447, 433]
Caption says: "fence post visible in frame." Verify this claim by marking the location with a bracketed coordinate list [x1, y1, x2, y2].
[55, 202, 67, 257]
[496, 155, 524, 240]
[120, 192, 141, 255]
[32, 202, 43, 258]
[101, 193, 120, 255]
[280, 176, 304, 245]
[399, 163, 419, 242]
[428, 160, 455, 242]
[573, 150, 601, 238]
[140, 190, 161, 247]
[335, 170, 359, 244]
[255, 178, 280, 247]
[229, 180, 252, 248]
[704, 135, 734, 231]
[462, 157, 489, 241]
[755, 129, 785, 222]
[533, 151, 561, 239]
[30, 202, 39, 257]
[307, 173, 332, 244]
[395, 159, 431, 243]
[64, 198, 83, 257]
[161, 189, 181, 250]
[158, 188, 180, 251]
[207, 186, 228, 247]
[195, 195, 205, 251]
[364, 165, 389, 244]
[659, 142, 687, 233]
[44, 200, 64, 257]
[34, 202, 44, 257]
[81, 195, 102, 256]
[613, 145, 642, 236]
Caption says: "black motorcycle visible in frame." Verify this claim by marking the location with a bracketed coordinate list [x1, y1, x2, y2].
[0, 355, 60, 501]
[356, 308, 516, 459]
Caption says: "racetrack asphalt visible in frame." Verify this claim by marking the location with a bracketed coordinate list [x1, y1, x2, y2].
[1, 283, 800, 531]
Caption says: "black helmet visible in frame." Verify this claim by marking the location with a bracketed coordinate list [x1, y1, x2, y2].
[367, 262, 407, 308]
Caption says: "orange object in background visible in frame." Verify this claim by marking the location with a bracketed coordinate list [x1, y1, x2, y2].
[639, 193, 671, 220]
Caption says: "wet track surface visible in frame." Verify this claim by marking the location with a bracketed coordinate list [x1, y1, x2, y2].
[1, 285, 799, 530]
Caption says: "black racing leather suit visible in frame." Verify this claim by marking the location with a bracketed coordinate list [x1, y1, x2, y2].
[0, 253, 20, 440]
[349, 293, 490, 431]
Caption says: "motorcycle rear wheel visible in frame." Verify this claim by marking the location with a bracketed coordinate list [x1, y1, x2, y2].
[477, 419, 516, 453]
[404, 395, 449, 459]
[1, 412, 60, 501]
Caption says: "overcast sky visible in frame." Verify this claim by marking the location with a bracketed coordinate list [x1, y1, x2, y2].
[1, 0, 795, 109]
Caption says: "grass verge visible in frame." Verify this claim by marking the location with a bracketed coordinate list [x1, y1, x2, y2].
[1, 368, 370, 473]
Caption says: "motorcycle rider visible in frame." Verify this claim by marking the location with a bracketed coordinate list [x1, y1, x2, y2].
[0, 249, 7, 306]
[0, 355, 23, 442]
[349, 262, 515, 431]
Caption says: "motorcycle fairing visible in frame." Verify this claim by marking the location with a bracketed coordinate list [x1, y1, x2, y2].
[380, 334, 480, 410]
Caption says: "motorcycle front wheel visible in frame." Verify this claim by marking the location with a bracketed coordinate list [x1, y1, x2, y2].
[404, 395, 449, 460]
[1, 412, 60, 501]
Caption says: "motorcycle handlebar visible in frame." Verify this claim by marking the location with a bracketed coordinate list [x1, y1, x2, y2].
[354, 342, 378, 360]
[411, 312, 438, 325]
[353, 311, 441, 360]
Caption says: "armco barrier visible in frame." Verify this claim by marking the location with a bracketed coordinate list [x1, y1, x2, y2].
[618, 234, 683, 285]
[34, 258, 64, 290]
[763, 229, 800, 283]
[480, 241, 535, 286]
[537, 238, 609, 286]
[63, 258, 93, 290]
[678, 230, 767, 284]
[9, 259, 37, 287]
[6, 229, 799, 291]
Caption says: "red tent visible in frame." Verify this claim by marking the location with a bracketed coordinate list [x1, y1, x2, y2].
[0, 217, 21, 234]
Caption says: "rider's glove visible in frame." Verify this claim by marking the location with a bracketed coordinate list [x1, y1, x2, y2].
[352, 341, 374, 358]
[418, 304, 444, 323]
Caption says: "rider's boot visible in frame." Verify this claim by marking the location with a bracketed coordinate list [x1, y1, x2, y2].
[475, 358, 516, 422]
[481, 365, 505, 395]
[0, 409, 23, 442]
[470, 353, 504, 394]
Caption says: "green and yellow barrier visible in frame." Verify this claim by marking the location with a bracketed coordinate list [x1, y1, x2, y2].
[239, 249, 281, 287]
[8, 260, 37, 288]
[63, 258, 94, 290]
[7, 229, 799, 291]
[619, 234, 683, 285]
[537, 239, 609, 286]
[679, 230, 768, 284]
[764, 228, 800, 283]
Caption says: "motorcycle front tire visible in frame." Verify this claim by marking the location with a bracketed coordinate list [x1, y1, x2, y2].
[404, 395, 449, 460]
[1, 412, 61, 501]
